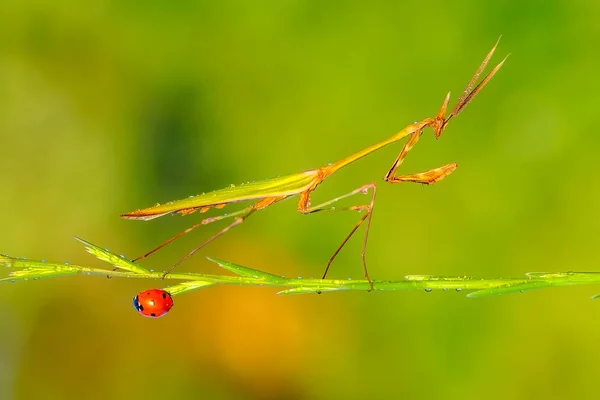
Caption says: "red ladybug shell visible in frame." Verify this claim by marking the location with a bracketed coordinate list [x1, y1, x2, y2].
[133, 289, 174, 318]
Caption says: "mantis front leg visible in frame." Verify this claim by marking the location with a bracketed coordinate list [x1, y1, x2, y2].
[298, 183, 377, 291]
[385, 126, 457, 185]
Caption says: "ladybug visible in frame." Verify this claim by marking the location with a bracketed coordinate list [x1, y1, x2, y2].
[133, 289, 174, 318]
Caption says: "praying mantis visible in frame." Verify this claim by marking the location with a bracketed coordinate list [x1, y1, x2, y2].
[121, 39, 508, 290]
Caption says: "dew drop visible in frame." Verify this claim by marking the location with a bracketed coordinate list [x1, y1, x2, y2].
[361, 189, 368, 194]
[64, 262, 69, 265]
[424, 288, 432, 293]
[10, 280, 15, 283]
[230, 184, 235, 188]
[455, 288, 462, 292]
[41, 260, 46, 263]
[150, 269, 154, 273]
[297, 276, 302, 279]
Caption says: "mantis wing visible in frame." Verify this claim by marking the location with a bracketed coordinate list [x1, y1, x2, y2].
[121, 169, 319, 220]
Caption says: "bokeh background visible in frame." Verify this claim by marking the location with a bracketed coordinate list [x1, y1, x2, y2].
[2, 1, 600, 399]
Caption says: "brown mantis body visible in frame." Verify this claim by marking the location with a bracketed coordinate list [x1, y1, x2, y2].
[122, 40, 507, 290]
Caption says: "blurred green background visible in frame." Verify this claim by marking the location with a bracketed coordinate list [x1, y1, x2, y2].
[2, 0, 600, 399]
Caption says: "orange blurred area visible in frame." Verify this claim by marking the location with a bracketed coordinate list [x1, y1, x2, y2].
[2, 1, 600, 399]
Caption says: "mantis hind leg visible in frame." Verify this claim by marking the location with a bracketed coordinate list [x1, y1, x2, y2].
[161, 196, 284, 278]
[132, 206, 252, 263]
[298, 183, 377, 291]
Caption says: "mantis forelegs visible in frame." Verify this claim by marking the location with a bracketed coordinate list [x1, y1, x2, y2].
[386, 163, 457, 184]
[384, 122, 457, 185]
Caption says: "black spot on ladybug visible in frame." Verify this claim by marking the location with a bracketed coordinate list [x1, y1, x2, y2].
[151, 313, 156, 317]
[162, 292, 166, 299]
[139, 305, 144, 312]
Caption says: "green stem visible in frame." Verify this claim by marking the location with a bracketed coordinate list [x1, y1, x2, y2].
[2, 238, 600, 299]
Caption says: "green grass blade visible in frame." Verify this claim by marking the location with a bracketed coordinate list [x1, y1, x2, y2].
[1, 255, 87, 282]
[526, 272, 600, 281]
[277, 286, 347, 295]
[405, 275, 470, 281]
[163, 281, 215, 296]
[1, 255, 72, 270]
[467, 281, 550, 298]
[74, 237, 149, 274]
[207, 257, 286, 283]
[0, 266, 78, 282]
